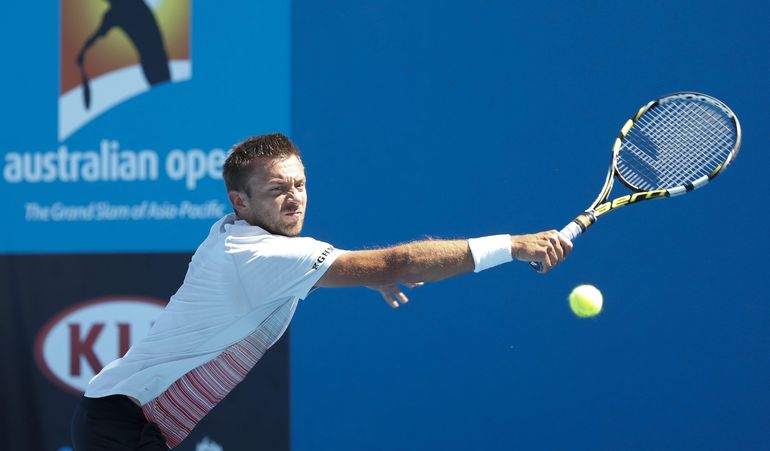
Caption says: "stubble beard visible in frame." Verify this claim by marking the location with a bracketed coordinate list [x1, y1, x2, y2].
[272, 212, 305, 237]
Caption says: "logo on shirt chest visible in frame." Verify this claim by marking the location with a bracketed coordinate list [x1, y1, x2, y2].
[34, 297, 165, 394]
[311, 246, 335, 270]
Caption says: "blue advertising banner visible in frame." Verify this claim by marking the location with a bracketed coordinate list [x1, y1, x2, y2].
[0, 0, 290, 253]
[2, 1, 292, 450]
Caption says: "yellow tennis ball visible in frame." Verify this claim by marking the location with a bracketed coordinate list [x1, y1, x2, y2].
[568, 284, 603, 318]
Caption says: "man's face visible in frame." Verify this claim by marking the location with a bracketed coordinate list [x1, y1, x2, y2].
[231, 155, 307, 236]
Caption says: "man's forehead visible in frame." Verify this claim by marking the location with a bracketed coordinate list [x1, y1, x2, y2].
[251, 155, 305, 181]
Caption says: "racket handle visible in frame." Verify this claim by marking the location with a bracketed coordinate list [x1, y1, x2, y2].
[527, 221, 584, 272]
[559, 221, 583, 242]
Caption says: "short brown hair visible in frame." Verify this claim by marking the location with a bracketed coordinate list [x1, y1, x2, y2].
[222, 133, 301, 193]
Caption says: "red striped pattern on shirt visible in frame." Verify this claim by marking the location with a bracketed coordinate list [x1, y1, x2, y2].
[142, 301, 294, 448]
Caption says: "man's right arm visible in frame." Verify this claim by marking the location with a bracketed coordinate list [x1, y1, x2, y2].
[315, 230, 572, 289]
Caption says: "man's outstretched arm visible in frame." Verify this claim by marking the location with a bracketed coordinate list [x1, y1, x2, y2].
[316, 230, 572, 292]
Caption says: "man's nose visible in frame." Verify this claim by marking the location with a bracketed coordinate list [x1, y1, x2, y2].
[286, 187, 301, 202]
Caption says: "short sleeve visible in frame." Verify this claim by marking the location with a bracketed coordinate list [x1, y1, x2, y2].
[228, 235, 346, 305]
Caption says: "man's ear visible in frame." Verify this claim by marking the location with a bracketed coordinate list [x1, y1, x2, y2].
[227, 190, 247, 216]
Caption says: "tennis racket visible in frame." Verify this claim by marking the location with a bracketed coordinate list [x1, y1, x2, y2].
[530, 92, 742, 272]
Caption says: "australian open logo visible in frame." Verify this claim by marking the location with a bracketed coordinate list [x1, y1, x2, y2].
[59, 0, 192, 140]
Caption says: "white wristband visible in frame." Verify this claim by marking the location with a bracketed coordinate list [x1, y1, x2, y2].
[468, 234, 513, 273]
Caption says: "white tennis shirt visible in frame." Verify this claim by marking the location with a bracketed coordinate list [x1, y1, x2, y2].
[85, 214, 345, 448]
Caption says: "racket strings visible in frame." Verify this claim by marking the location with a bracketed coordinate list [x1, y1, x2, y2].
[616, 99, 736, 191]
[620, 101, 734, 188]
[623, 102, 732, 187]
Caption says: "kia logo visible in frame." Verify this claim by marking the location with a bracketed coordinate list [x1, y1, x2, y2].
[34, 296, 165, 394]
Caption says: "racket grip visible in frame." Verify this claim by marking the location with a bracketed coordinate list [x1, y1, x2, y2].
[559, 221, 583, 242]
[527, 221, 584, 272]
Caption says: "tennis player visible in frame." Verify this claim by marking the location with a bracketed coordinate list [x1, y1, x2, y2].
[71, 133, 571, 450]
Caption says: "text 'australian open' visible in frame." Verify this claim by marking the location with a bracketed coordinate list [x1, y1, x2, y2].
[3, 140, 227, 190]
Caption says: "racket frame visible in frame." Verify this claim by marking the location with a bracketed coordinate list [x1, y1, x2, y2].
[529, 92, 741, 272]
[565, 92, 741, 240]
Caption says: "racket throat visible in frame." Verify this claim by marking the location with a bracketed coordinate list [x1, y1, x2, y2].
[574, 211, 597, 232]
[558, 211, 596, 242]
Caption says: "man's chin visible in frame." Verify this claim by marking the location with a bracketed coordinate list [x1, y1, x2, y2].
[253, 220, 302, 237]
[278, 221, 304, 237]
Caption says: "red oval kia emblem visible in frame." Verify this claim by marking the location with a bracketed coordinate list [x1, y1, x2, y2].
[34, 296, 165, 394]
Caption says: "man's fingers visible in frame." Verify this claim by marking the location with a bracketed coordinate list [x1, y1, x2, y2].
[378, 289, 399, 308]
[369, 284, 418, 308]
[511, 229, 574, 272]
[547, 240, 560, 265]
[548, 231, 565, 262]
[557, 232, 573, 255]
[390, 286, 409, 305]
[541, 252, 553, 272]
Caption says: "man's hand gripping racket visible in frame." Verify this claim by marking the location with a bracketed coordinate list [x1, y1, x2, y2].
[530, 92, 742, 272]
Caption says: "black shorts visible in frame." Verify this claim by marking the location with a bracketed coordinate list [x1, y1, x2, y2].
[71, 395, 168, 450]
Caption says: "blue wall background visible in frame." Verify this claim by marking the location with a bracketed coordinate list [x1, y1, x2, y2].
[291, 1, 770, 450]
